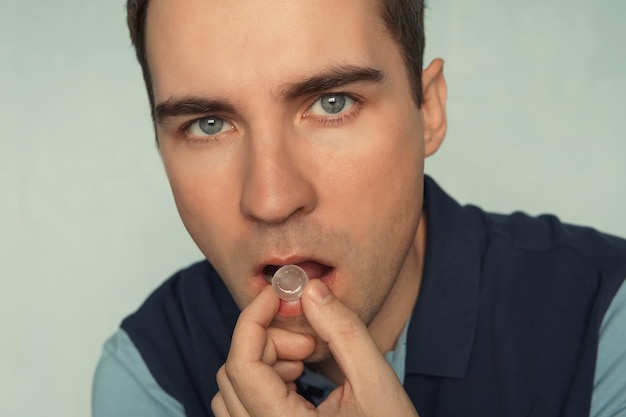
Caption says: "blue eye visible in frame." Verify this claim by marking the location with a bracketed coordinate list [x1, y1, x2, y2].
[188, 117, 234, 137]
[309, 94, 355, 116]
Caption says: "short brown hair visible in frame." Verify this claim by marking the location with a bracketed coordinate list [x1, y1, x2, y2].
[126, 0, 426, 119]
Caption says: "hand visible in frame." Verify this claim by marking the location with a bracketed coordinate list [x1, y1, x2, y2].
[211, 280, 420, 417]
[212, 285, 317, 416]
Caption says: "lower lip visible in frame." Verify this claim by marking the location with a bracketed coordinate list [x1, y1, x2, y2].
[277, 300, 304, 317]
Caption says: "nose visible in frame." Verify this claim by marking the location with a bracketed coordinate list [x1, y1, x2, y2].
[239, 130, 317, 225]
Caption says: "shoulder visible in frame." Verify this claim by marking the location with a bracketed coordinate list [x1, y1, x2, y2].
[425, 176, 626, 285]
[466, 208, 626, 363]
[119, 260, 240, 415]
[122, 260, 239, 342]
[472, 208, 626, 258]
[425, 175, 626, 262]
[592, 279, 626, 417]
[467, 209, 626, 413]
[93, 329, 185, 417]
[470, 208, 626, 292]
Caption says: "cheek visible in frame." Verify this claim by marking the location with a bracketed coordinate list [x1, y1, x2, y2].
[161, 149, 240, 255]
[336, 120, 424, 314]
[163, 157, 207, 229]
[161, 148, 260, 307]
[331, 115, 424, 238]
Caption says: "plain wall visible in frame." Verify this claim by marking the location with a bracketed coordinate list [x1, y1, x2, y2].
[1, 1, 624, 416]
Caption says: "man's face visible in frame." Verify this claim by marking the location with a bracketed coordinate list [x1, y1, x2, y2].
[146, 0, 430, 359]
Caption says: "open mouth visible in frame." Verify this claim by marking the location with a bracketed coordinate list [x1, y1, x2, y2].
[263, 260, 333, 283]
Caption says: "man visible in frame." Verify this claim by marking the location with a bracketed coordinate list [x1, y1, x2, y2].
[93, 0, 626, 416]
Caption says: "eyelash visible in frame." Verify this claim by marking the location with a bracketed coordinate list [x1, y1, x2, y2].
[178, 118, 233, 145]
[303, 93, 363, 127]
[176, 92, 363, 144]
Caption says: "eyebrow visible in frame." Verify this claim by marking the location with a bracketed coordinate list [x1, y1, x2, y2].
[154, 97, 236, 125]
[281, 65, 385, 100]
[154, 65, 385, 124]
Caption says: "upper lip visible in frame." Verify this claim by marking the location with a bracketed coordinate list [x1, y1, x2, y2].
[254, 255, 332, 277]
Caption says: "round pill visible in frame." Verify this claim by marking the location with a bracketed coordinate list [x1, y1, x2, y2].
[271, 264, 309, 302]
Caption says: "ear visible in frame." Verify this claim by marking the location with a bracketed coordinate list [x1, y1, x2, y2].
[421, 58, 447, 157]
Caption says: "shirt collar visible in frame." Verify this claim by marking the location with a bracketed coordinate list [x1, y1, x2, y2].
[404, 175, 484, 378]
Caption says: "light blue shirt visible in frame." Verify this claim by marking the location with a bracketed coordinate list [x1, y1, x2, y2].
[93, 279, 626, 417]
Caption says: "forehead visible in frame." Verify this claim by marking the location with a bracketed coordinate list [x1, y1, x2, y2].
[145, 0, 398, 102]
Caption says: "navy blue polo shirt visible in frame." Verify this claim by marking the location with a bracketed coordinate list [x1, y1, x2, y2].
[93, 176, 626, 416]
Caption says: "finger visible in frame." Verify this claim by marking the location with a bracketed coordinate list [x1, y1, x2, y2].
[272, 360, 304, 383]
[225, 286, 315, 416]
[215, 365, 251, 417]
[230, 285, 280, 363]
[301, 280, 399, 385]
[211, 392, 228, 417]
[226, 361, 314, 417]
[264, 327, 315, 364]
[302, 280, 419, 417]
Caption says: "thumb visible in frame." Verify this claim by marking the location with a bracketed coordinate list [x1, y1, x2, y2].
[300, 279, 398, 385]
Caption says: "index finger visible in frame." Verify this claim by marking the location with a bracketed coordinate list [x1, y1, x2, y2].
[229, 285, 279, 362]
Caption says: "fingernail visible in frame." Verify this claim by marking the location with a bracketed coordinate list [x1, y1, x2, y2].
[309, 281, 333, 305]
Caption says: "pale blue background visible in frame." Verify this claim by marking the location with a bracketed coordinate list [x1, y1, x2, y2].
[1, 1, 624, 416]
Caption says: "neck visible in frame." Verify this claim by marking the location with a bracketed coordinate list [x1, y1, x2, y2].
[369, 212, 426, 353]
